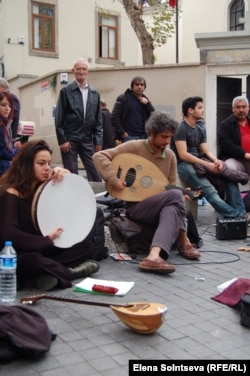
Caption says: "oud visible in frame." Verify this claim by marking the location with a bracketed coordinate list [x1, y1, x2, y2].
[105, 153, 201, 202]
[20, 294, 167, 334]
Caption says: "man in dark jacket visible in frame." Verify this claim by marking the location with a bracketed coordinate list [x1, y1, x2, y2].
[218, 96, 250, 177]
[111, 76, 154, 142]
[55, 58, 102, 181]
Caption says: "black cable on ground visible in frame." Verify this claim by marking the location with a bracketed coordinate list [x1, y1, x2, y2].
[109, 250, 241, 265]
[170, 250, 241, 265]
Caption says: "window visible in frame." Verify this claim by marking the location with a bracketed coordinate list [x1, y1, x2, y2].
[230, 0, 245, 31]
[98, 13, 118, 60]
[32, 1, 55, 52]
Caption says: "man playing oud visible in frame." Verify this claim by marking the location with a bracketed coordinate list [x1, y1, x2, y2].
[93, 111, 200, 275]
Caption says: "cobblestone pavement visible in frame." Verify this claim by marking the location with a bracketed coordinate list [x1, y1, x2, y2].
[1, 199, 250, 375]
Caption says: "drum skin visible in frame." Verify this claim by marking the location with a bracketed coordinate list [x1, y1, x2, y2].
[32, 174, 96, 248]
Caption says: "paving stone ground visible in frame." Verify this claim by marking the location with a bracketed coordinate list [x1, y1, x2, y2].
[1, 190, 250, 375]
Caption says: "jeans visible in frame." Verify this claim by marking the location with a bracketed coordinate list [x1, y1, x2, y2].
[177, 162, 245, 218]
[122, 135, 146, 143]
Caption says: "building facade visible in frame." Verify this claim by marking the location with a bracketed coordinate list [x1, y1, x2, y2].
[1, 0, 249, 80]
[1, 0, 250, 165]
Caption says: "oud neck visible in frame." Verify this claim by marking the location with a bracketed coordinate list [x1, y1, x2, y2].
[21, 294, 126, 308]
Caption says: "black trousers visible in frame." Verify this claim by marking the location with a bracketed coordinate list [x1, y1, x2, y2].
[61, 140, 101, 182]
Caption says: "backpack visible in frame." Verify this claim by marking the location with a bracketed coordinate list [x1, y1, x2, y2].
[240, 293, 250, 327]
[106, 209, 155, 254]
[88, 207, 109, 261]
[0, 305, 56, 361]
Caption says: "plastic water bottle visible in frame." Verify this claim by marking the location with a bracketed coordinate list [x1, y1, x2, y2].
[0, 241, 17, 302]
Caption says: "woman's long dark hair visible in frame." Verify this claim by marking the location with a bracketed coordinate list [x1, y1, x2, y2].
[0, 140, 52, 198]
[0, 92, 14, 120]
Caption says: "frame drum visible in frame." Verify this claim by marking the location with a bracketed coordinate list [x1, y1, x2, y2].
[32, 174, 96, 248]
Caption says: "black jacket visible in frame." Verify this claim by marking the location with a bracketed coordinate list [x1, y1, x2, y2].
[111, 89, 155, 140]
[101, 108, 116, 149]
[55, 81, 102, 146]
[218, 114, 250, 161]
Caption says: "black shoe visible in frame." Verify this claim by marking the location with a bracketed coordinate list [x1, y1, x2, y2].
[35, 275, 58, 291]
[197, 237, 203, 248]
[69, 260, 100, 279]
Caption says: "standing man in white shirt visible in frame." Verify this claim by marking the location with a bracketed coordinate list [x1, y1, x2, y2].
[55, 58, 102, 181]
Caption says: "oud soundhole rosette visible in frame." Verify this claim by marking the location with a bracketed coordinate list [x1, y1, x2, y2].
[140, 176, 153, 188]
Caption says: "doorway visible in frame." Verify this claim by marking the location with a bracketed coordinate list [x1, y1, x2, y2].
[216, 76, 244, 154]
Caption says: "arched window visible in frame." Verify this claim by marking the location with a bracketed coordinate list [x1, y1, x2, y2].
[230, 0, 245, 30]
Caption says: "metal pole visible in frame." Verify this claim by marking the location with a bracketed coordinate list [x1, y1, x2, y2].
[176, 0, 179, 63]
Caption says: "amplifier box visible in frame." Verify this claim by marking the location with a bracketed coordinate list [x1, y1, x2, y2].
[216, 217, 247, 240]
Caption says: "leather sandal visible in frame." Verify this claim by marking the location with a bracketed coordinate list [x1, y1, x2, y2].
[178, 244, 201, 259]
[138, 257, 176, 274]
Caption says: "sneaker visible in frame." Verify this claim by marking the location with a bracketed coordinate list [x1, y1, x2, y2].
[69, 260, 100, 279]
[178, 244, 201, 259]
[138, 257, 176, 274]
[35, 275, 58, 291]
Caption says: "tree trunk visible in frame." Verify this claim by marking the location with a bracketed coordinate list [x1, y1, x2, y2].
[123, 0, 155, 65]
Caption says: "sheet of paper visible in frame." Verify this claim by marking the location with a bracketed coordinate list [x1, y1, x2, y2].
[217, 277, 238, 292]
[74, 277, 134, 296]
